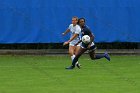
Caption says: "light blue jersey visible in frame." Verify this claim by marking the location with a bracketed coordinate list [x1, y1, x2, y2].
[68, 24, 81, 46]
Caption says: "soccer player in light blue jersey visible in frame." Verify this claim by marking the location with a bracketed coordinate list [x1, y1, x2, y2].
[62, 16, 81, 68]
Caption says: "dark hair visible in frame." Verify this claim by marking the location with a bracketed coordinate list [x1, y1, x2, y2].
[78, 18, 86, 24]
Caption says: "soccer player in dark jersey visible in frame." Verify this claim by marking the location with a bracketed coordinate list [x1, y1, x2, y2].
[66, 18, 110, 69]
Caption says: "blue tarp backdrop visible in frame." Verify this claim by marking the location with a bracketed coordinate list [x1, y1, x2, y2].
[0, 0, 140, 43]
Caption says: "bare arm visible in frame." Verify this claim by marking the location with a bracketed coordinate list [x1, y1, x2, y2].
[87, 33, 95, 48]
[68, 34, 78, 42]
[89, 33, 94, 43]
[63, 34, 78, 46]
[62, 29, 70, 36]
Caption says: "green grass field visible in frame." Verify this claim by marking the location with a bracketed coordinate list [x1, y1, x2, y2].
[0, 55, 139, 93]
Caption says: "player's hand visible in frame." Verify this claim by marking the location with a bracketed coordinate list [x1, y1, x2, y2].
[87, 44, 91, 49]
[62, 33, 65, 36]
[63, 41, 69, 46]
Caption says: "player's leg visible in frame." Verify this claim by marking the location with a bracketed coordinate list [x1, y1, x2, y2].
[89, 49, 110, 61]
[88, 43, 110, 61]
[75, 45, 81, 68]
[89, 50, 105, 60]
[75, 46, 80, 55]
[72, 47, 87, 66]
[69, 42, 81, 68]
[69, 45, 76, 61]
[66, 47, 87, 69]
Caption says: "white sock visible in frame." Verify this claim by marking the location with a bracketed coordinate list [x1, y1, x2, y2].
[71, 55, 75, 61]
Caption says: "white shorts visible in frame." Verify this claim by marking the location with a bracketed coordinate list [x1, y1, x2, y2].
[69, 40, 81, 46]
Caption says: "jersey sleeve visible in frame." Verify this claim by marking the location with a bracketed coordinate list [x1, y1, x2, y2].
[87, 28, 92, 35]
[68, 24, 72, 29]
[75, 25, 81, 34]
[85, 25, 93, 35]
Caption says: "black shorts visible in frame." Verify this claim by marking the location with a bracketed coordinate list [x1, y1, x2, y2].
[81, 42, 96, 52]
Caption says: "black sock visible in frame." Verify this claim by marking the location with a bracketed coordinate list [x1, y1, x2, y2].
[95, 54, 105, 59]
[72, 57, 78, 66]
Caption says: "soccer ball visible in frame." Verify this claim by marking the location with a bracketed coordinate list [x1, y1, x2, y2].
[82, 35, 90, 44]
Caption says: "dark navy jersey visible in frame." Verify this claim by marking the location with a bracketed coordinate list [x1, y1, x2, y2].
[81, 25, 92, 37]
[81, 25, 94, 47]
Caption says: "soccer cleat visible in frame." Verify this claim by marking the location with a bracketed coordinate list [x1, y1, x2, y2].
[65, 65, 75, 70]
[104, 52, 110, 61]
[76, 63, 81, 69]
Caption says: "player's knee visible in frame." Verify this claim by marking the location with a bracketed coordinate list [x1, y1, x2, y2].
[69, 51, 74, 56]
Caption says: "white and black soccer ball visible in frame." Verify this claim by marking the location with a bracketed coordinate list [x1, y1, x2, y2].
[82, 35, 90, 44]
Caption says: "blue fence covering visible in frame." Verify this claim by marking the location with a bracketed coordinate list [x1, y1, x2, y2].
[0, 0, 140, 43]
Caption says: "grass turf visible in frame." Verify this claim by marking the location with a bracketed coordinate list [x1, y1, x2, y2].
[0, 55, 139, 93]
